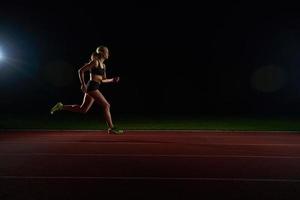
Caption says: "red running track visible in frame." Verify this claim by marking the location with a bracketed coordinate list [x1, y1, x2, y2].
[0, 130, 300, 200]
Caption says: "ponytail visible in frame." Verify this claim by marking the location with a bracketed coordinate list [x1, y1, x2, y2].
[90, 45, 108, 61]
[96, 45, 107, 54]
[90, 51, 99, 61]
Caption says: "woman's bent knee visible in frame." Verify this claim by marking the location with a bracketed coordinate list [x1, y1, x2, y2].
[80, 107, 89, 114]
[103, 103, 110, 111]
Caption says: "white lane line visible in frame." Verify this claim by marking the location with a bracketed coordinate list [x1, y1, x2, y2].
[0, 141, 300, 146]
[0, 176, 300, 182]
[0, 153, 300, 159]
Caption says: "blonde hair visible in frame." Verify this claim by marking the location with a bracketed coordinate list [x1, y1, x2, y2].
[96, 45, 108, 54]
[90, 45, 108, 61]
[90, 51, 99, 61]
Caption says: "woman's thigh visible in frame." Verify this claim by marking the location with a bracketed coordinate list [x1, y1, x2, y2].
[87, 90, 109, 107]
[81, 93, 95, 110]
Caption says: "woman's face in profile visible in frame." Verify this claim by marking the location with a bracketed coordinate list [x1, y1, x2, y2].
[101, 48, 109, 59]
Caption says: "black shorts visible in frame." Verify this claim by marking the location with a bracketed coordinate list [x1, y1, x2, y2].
[87, 80, 101, 92]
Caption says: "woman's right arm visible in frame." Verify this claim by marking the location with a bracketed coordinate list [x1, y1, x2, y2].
[78, 60, 96, 85]
[78, 60, 96, 92]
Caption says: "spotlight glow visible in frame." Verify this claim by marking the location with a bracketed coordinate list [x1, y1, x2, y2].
[0, 48, 4, 61]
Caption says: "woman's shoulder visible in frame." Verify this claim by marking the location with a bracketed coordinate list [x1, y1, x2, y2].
[90, 59, 99, 67]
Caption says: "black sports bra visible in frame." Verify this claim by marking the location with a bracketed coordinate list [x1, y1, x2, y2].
[90, 60, 105, 76]
[90, 66, 105, 76]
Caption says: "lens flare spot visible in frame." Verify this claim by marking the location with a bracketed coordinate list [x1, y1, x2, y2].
[251, 65, 286, 93]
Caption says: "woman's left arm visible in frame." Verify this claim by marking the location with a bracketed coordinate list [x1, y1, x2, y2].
[102, 77, 119, 83]
[101, 64, 120, 83]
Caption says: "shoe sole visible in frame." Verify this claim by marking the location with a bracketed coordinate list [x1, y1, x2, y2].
[108, 130, 124, 134]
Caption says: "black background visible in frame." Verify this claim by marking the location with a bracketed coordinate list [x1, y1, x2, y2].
[1, 1, 300, 116]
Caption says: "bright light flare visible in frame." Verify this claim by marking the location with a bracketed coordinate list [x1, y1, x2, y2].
[0, 48, 4, 61]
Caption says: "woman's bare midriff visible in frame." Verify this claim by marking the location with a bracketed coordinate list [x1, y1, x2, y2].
[90, 74, 103, 83]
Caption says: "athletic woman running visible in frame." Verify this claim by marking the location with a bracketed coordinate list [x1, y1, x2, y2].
[50, 46, 123, 134]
